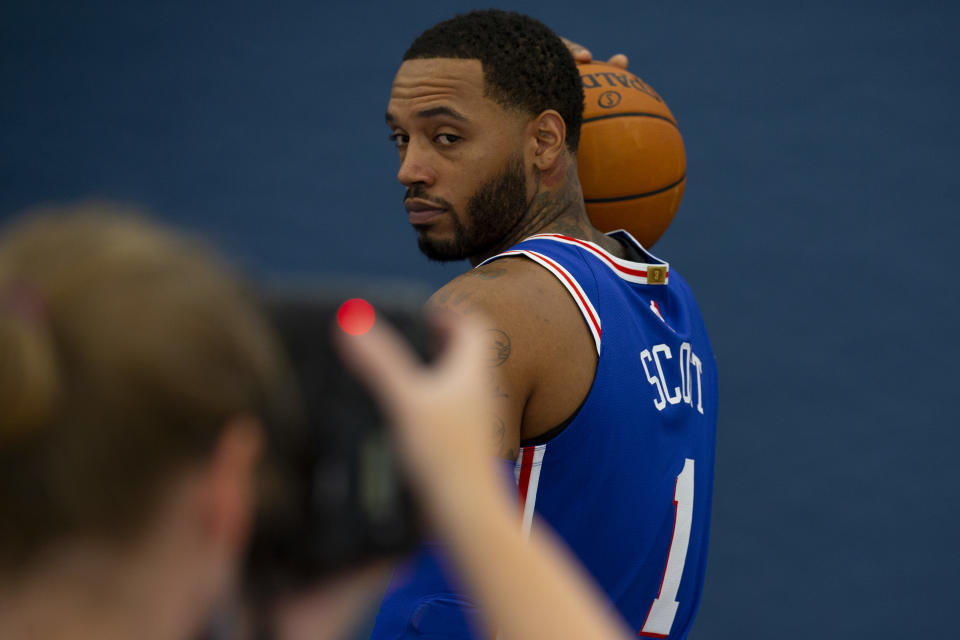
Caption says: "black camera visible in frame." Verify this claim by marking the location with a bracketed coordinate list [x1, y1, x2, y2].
[243, 283, 432, 600]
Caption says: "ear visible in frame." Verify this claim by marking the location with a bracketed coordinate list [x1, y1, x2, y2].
[529, 110, 568, 172]
[199, 416, 263, 554]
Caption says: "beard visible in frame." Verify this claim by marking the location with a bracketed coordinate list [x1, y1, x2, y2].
[412, 153, 529, 263]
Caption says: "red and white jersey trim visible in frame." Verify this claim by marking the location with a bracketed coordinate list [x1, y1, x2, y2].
[478, 232, 667, 353]
[514, 444, 547, 539]
[484, 249, 602, 354]
[527, 233, 669, 285]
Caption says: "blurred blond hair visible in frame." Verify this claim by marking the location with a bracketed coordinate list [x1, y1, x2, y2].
[0, 203, 288, 571]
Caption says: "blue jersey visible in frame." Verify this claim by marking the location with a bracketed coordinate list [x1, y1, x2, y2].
[371, 231, 718, 640]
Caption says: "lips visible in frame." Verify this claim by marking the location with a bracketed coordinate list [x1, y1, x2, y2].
[404, 199, 446, 226]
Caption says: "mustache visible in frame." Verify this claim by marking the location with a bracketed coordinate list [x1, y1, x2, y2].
[404, 186, 453, 210]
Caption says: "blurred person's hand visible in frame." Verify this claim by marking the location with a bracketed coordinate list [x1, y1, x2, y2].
[269, 562, 391, 640]
[338, 313, 634, 640]
[336, 312, 500, 522]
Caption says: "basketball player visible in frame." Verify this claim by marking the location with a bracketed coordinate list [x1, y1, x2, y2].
[373, 9, 718, 639]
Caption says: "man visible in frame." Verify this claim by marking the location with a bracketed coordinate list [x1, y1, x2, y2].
[373, 9, 718, 640]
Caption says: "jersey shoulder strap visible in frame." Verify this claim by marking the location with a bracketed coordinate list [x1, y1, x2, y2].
[478, 232, 670, 353]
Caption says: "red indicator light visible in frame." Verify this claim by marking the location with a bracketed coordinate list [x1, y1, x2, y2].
[337, 298, 376, 335]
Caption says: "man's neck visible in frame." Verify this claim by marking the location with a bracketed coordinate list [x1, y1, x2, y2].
[469, 155, 618, 266]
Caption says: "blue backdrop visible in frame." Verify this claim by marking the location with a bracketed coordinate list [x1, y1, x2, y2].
[2, 1, 958, 637]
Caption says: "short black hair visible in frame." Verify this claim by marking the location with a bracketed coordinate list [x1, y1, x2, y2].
[403, 10, 584, 152]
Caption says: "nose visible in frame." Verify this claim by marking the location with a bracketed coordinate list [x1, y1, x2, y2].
[396, 142, 436, 188]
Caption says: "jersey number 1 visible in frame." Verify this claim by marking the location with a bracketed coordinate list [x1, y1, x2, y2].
[640, 458, 694, 638]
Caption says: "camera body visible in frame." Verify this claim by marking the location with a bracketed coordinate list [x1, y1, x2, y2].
[244, 284, 431, 598]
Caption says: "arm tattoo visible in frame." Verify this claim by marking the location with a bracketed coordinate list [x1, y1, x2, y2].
[452, 289, 474, 307]
[486, 329, 511, 367]
[475, 267, 506, 280]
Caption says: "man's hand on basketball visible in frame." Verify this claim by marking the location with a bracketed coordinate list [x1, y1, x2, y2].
[560, 36, 629, 69]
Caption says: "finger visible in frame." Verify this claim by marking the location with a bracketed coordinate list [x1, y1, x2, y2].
[422, 311, 485, 387]
[606, 53, 629, 69]
[334, 316, 421, 412]
[438, 313, 489, 380]
[560, 36, 592, 63]
[572, 49, 593, 64]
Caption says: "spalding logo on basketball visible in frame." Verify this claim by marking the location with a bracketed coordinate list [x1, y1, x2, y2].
[598, 91, 622, 109]
[577, 63, 686, 248]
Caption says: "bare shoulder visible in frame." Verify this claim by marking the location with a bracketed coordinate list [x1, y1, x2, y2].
[427, 257, 572, 327]
[428, 258, 581, 384]
[429, 256, 596, 438]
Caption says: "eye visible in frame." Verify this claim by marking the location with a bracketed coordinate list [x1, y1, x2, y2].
[435, 133, 461, 146]
[389, 132, 409, 148]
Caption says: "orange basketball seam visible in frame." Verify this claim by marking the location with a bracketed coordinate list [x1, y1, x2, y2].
[582, 111, 678, 127]
[583, 175, 686, 203]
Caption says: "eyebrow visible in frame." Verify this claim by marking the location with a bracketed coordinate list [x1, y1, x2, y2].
[385, 106, 468, 124]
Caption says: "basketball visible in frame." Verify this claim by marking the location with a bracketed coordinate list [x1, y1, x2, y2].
[577, 62, 686, 247]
